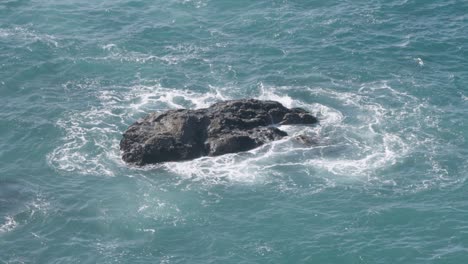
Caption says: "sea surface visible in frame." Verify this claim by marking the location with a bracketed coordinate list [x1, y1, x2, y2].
[1, 0, 468, 263]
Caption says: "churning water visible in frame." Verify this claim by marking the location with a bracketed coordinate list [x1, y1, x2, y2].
[1, 0, 467, 263]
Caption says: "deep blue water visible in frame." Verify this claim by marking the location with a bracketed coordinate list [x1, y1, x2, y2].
[1, 0, 468, 263]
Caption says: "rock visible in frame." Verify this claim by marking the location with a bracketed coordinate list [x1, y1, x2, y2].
[120, 99, 318, 165]
[294, 135, 319, 146]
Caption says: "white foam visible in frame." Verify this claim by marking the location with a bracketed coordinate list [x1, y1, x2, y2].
[0, 26, 59, 48]
[415, 57, 424, 66]
[0, 29, 10, 38]
[258, 82, 296, 108]
[251, 82, 427, 181]
[255, 244, 274, 256]
[102, 43, 117, 51]
[138, 228, 156, 234]
[0, 192, 51, 235]
[26, 193, 50, 218]
[48, 82, 228, 176]
[307, 132, 406, 178]
[96, 43, 210, 65]
[48, 79, 444, 192]
[396, 34, 412, 47]
[396, 39, 410, 47]
[461, 93, 468, 101]
[177, 0, 208, 8]
[164, 151, 269, 184]
[0, 216, 17, 234]
[137, 199, 183, 225]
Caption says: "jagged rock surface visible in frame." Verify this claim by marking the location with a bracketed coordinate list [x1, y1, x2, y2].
[120, 99, 318, 165]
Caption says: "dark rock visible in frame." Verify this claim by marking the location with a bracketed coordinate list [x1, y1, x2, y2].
[120, 99, 318, 165]
[294, 135, 319, 146]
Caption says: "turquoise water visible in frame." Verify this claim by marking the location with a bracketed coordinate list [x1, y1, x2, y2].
[1, 0, 468, 263]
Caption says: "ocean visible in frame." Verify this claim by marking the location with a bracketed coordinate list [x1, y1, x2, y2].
[1, 0, 467, 263]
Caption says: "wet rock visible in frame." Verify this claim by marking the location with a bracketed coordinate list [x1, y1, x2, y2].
[120, 99, 318, 165]
[294, 134, 319, 146]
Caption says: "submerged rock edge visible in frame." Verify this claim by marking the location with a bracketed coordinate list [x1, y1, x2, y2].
[120, 99, 318, 165]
